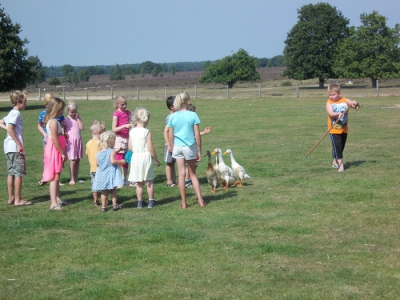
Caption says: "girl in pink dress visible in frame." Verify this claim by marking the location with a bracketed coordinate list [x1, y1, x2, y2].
[42, 97, 67, 210]
[64, 101, 84, 185]
[111, 94, 133, 184]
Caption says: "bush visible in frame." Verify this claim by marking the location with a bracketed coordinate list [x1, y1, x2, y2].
[280, 81, 293, 86]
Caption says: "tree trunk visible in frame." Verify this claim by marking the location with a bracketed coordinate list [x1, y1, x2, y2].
[318, 78, 325, 88]
[371, 78, 377, 88]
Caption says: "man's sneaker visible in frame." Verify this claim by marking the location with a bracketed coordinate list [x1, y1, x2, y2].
[137, 200, 144, 209]
[148, 200, 156, 208]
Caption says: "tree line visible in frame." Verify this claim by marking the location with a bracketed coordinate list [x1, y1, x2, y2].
[1, 3, 399, 92]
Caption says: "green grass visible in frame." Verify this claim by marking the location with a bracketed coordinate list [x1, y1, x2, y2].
[0, 94, 399, 299]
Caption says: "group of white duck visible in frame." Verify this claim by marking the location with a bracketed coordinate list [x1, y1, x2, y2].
[204, 148, 251, 193]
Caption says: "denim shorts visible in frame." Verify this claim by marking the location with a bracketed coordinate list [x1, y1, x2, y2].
[172, 144, 197, 160]
[6, 152, 26, 176]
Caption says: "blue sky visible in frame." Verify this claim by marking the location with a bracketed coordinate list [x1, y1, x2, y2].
[1, 0, 399, 67]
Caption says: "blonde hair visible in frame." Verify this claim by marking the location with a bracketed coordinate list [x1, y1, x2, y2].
[90, 120, 106, 134]
[44, 97, 65, 124]
[114, 94, 127, 108]
[67, 100, 77, 111]
[43, 93, 54, 105]
[10, 90, 27, 106]
[328, 83, 341, 93]
[173, 91, 190, 110]
[133, 107, 150, 123]
[99, 130, 116, 149]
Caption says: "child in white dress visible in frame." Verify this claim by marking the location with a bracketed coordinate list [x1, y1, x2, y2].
[128, 107, 160, 208]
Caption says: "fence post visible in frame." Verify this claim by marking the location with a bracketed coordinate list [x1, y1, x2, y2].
[296, 82, 299, 98]
[195, 85, 197, 99]
[164, 86, 167, 99]
[227, 85, 229, 99]
[111, 86, 113, 100]
[376, 80, 379, 96]
[137, 86, 140, 100]
[86, 88, 88, 100]
[258, 83, 261, 98]
[38, 88, 41, 100]
[63, 87, 65, 100]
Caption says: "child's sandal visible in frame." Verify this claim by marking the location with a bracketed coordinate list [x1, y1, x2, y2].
[93, 201, 100, 206]
[101, 207, 108, 212]
[166, 182, 177, 188]
[112, 204, 121, 211]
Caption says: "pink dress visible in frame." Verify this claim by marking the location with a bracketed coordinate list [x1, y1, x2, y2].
[113, 109, 131, 168]
[42, 119, 66, 182]
[64, 116, 83, 160]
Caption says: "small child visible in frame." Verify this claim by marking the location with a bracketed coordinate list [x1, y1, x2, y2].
[111, 94, 132, 185]
[128, 107, 160, 208]
[184, 103, 212, 188]
[42, 97, 68, 210]
[92, 131, 125, 212]
[85, 120, 106, 206]
[37, 93, 65, 186]
[326, 83, 359, 172]
[64, 101, 84, 185]
[0, 90, 32, 206]
[163, 96, 177, 187]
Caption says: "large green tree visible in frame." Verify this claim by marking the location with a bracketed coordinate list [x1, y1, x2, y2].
[28, 55, 45, 87]
[199, 49, 260, 88]
[0, 5, 33, 92]
[333, 11, 400, 87]
[283, 3, 350, 88]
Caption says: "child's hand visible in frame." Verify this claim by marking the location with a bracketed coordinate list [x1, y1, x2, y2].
[61, 154, 67, 163]
[203, 127, 212, 134]
[114, 147, 124, 153]
[64, 133, 69, 139]
[17, 144, 24, 153]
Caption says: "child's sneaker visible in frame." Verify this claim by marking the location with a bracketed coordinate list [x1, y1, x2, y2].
[148, 200, 156, 208]
[137, 200, 146, 209]
[185, 180, 193, 188]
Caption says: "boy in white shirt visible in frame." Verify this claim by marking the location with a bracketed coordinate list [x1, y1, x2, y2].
[0, 90, 32, 206]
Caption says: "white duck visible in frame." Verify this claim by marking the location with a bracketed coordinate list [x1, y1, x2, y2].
[223, 149, 251, 187]
[212, 148, 238, 190]
[204, 150, 220, 193]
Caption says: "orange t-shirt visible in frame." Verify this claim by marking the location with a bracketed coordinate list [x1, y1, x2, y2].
[327, 98, 349, 134]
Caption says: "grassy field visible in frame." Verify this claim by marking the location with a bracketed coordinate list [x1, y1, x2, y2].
[0, 92, 399, 299]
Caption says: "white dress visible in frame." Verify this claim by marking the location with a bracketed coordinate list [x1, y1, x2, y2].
[128, 127, 154, 182]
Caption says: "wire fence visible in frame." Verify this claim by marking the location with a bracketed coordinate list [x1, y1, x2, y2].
[1, 78, 400, 102]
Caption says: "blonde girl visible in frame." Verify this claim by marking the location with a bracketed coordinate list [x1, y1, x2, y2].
[167, 92, 206, 208]
[64, 101, 84, 185]
[112, 94, 133, 184]
[42, 97, 67, 210]
[128, 107, 160, 208]
[37, 93, 66, 186]
[91, 131, 125, 212]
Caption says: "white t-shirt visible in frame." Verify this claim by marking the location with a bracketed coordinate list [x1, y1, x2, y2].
[3, 109, 24, 154]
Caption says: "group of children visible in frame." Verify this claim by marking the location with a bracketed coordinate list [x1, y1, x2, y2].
[1, 84, 359, 210]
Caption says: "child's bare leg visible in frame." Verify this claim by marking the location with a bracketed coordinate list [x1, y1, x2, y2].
[74, 158, 80, 182]
[93, 191, 99, 204]
[13, 176, 30, 205]
[146, 180, 154, 200]
[166, 162, 176, 184]
[50, 174, 62, 209]
[69, 160, 77, 185]
[110, 189, 118, 205]
[176, 158, 188, 208]
[100, 190, 108, 211]
[136, 181, 144, 200]
[7, 175, 15, 204]
[337, 158, 344, 172]
[187, 160, 205, 206]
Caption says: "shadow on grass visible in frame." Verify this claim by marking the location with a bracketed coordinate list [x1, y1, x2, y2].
[345, 160, 368, 169]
